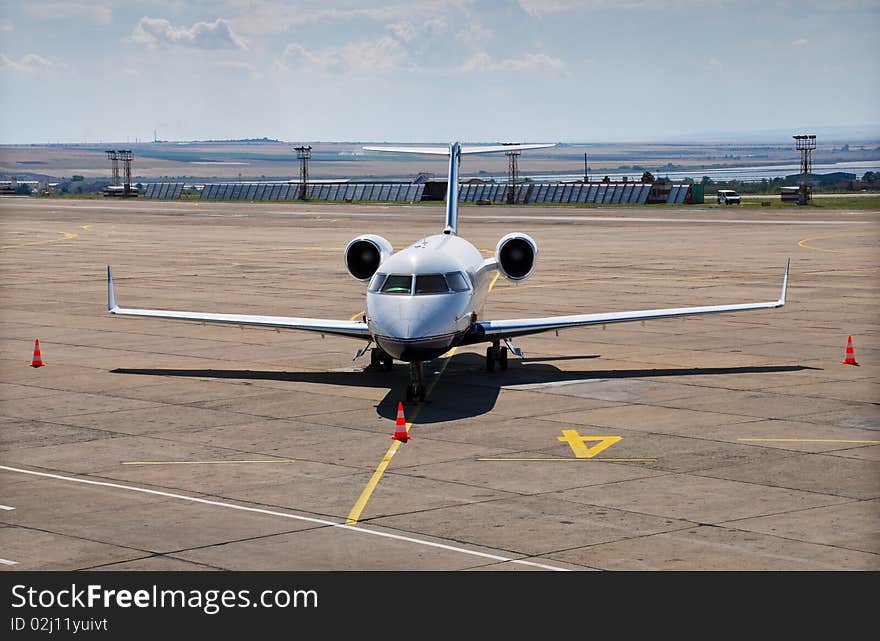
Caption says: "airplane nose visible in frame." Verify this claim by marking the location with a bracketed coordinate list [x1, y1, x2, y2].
[382, 316, 412, 339]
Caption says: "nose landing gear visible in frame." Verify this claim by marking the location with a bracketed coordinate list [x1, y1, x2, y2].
[406, 361, 427, 403]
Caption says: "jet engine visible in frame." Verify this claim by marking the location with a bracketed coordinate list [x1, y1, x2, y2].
[495, 232, 538, 281]
[344, 234, 394, 281]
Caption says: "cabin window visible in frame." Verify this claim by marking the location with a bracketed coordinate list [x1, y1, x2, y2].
[381, 274, 413, 294]
[445, 271, 470, 292]
[368, 273, 387, 292]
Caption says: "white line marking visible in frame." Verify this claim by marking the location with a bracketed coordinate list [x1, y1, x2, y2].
[0, 505, 15, 511]
[0, 465, 568, 572]
[0, 558, 18, 565]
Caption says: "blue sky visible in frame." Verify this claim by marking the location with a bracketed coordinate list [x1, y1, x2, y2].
[1, 0, 878, 143]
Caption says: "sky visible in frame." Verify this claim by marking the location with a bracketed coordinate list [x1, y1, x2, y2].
[1, 0, 878, 143]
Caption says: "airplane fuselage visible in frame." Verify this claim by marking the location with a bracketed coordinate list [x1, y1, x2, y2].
[366, 233, 496, 361]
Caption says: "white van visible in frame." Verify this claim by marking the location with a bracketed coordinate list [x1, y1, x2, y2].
[717, 189, 741, 205]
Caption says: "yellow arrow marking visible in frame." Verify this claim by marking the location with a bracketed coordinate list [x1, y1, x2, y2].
[557, 430, 622, 458]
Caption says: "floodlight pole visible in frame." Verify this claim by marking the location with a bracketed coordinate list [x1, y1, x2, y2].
[118, 150, 133, 195]
[294, 145, 312, 200]
[105, 150, 120, 186]
[793, 134, 816, 205]
[504, 143, 521, 204]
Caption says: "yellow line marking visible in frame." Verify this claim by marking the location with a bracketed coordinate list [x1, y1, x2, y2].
[557, 430, 622, 458]
[122, 459, 297, 466]
[738, 438, 880, 444]
[796, 234, 866, 254]
[345, 272, 502, 525]
[350, 310, 365, 321]
[345, 438, 405, 525]
[478, 457, 657, 462]
[1, 230, 79, 249]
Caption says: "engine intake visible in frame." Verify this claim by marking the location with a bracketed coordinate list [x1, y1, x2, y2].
[495, 232, 537, 281]
[344, 234, 394, 281]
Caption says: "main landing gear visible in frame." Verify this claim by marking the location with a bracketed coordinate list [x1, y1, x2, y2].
[370, 347, 393, 372]
[486, 341, 508, 372]
[406, 361, 427, 403]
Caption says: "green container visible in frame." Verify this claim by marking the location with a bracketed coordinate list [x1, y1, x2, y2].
[690, 183, 704, 204]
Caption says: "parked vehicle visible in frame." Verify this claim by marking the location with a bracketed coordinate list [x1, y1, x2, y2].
[717, 189, 741, 205]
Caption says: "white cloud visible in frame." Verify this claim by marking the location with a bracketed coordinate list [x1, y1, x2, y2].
[0, 19, 13, 32]
[27, 2, 112, 25]
[519, 0, 721, 13]
[0, 53, 65, 73]
[283, 35, 405, 73]
[791, 38, 808, 46]
[231, 0, 471, 36]
[278, 15, 454, 73]
[456, 22, 492, 48]
[131, 17, 248, 50]
[462, 51, 564, 72]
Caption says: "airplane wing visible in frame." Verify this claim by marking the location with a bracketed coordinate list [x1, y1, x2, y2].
[106, 267, 370, 340]
[474, 259, 789, 341]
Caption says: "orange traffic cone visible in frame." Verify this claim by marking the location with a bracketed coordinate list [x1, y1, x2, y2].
[30, 338, 45, 368]
[391, 401, 410, 442]
[842, 336, 859, 366]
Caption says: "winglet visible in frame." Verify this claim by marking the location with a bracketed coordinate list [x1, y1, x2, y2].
[778, 257, 790, 306]
[107, 266, 118, 312]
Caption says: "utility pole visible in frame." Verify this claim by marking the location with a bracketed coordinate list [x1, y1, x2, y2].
[584, 152, 589, 182]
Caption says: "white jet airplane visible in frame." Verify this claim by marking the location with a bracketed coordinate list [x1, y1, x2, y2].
[107, 141, 789, 402]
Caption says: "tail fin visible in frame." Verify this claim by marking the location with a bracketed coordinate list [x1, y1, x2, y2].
[364, 142, 555, 235]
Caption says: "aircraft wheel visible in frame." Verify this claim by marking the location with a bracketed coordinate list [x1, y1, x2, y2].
[499, 347, 508, 371]
[382, 355, 394, 371]
[370, 348, 382, 368]
[486, 346, 496, 372]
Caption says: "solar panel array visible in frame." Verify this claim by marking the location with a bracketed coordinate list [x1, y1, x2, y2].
[458, 183, 530, 204]
[525, 183, 654, 205]
[199, 182, 424, 202]
[144, 183, 184, 200]
[666, 183, 690, 204]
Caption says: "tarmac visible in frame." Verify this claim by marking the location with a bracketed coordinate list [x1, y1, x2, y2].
[1, 197, 878, 570]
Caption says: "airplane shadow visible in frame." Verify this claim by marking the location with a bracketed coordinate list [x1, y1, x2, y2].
[112, 352, 818, 425]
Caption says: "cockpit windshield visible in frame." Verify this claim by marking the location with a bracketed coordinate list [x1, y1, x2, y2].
[373, 272, 470, 295]
[368, 273, 387, 292]
[414, 274, 449, 295]
[380, 274, 412, 294]
[445, 271, 470, 292]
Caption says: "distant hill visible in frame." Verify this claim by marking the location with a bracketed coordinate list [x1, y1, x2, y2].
[186, 138, 282, 144]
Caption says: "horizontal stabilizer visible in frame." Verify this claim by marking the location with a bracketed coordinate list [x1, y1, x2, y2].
[363, 143, 555, 156]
